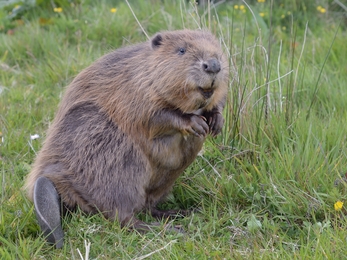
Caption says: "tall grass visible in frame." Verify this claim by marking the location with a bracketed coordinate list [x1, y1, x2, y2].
[1, 0, 347, 258]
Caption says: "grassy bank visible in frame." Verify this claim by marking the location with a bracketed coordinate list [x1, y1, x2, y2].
[1, 0, 347, 259]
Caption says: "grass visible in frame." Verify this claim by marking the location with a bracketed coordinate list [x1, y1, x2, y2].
[1, 0, 347, 258]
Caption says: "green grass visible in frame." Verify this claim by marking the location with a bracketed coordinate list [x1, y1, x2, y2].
[1, 0, 347, 258]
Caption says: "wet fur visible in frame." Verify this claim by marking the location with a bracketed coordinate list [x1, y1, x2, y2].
[24, 30, 229, 227]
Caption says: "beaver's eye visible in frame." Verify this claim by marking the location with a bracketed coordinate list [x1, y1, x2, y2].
[178, 47, 186, 55]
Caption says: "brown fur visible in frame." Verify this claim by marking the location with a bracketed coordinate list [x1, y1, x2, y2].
[24, 29, 229, 228]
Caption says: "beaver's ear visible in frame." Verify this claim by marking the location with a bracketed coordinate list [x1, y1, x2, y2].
[151, 33, 163, 49]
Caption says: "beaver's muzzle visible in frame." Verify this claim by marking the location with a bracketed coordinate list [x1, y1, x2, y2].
[202, 58, 221, 74]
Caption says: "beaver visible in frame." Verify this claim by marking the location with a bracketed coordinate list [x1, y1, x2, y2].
[24, 29, 229, 248]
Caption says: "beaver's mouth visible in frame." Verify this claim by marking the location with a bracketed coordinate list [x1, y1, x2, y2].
[198, 87, 214, 99]
[198, 80, 215, 99]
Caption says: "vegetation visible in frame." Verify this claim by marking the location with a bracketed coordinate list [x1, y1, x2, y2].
[1, 0, 347, 258]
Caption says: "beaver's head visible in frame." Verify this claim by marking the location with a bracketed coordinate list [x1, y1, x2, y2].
[149, 29, 229, 113]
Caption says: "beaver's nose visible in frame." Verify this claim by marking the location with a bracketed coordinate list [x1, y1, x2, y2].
[202, 58, 221, 74]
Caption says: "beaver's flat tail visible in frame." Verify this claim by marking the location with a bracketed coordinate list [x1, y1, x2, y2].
[33, 176, 64, 249]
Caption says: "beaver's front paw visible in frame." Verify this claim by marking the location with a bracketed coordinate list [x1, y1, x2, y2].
[204, 110, 224, 137]
[182, 114, 209, 138]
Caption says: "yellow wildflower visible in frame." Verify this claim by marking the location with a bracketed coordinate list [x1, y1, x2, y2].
[53, 7, 63, 13]
[334, 201, 343, 211]
[110, 8, 117, 13]
[257, 0, 265, 2]
[260, 12, 265, 17]
[234, 5, 239, 10]
[317, 6, 326, 13]
[281, 14, 285, 19]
